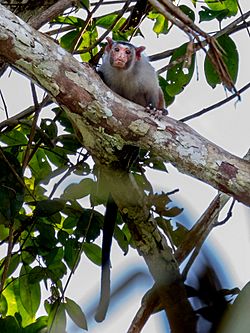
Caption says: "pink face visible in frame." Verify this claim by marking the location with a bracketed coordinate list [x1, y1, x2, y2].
[110, 44, 133, 69]
[105, 37, 146, 70]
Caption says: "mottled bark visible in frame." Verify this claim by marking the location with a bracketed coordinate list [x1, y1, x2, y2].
[0, 5, 249, 206]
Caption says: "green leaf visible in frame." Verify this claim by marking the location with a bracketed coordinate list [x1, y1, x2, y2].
[43, 247, 64, 266]
[205, 0, 238, 16]
[51, 107, 74, 134]
[82, 242, 102, 266]
[0, 294, 8, 316]
[166, 42, 195, 97]
[80, 0, 90, 10]
[75, 209, 102, 242]
[3, 278, 32, 326]
[47, 301, 66, 333]
[204, 35, 238, 88]
[63, 216, 78, 229]
[0, 151, 24, 221]
[40, 119, 58, 139]
[19, 265, 41, 318]
[199, 8, 230, 22]
[159, 76, 175, 107]
[60, 30, 79, 52]
[0, 316, 21, 333]
[61, 178, 95, 201]
[23, 316, 48, 333]
[52, 15, 85, 27]
[36, 222, 57, 250]
[179, 5, 195, 22]
[47, 261, 67, 281]
[6, 253, 20, 277]
[35, 199, 65, 217]
[64, 238, 80, 270]
[152, 13, 168, 36]
[0, 128, 27, 146]
[114, 226, 129, 255]
[56, 134, 82, 152]
[0, 224, 9, 240]
[57, 229, 69, 245]
[28, 266, 45, 284]
[29, 149, 52, 185]
[65, 297, 87, 330]
[96, 13, 118, 29]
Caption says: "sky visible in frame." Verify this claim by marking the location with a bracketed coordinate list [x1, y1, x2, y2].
[0, 1, 250, 332]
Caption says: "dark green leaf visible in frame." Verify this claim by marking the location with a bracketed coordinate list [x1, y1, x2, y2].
[166, 42, 195, 97]
[40, 119, 58, 139]
[28, 266, 45, 284]
[204, 35, 238, 88]
[0, 224, 9, 240]
[60, 30, 79, 52]
[65, 297, 88, 330]
[199, 8, 230, 22]
[0, 129, 27, 146]
[179, 5, 195, 22]
[0, 316, 21, 333]
[76, 209, 102, 242]
[0, 294, 8, 316]
[47, 261, 67, 281]
[43, 247, 64, 266]
[61, 178, 95, 201]
[35, 199, 65, 217]
[56, 134, 82, 152]
[64, 238, 80, 270]
[47, 301, 66, 333]
[29, 149, 52, 185]
[82, 242, 102, 266]
[51, 107, 74, 133]
[19, 265, 41, 318]
[23, 316, 48, 333]
[52, 16, 85, 27]
[63, 216, 78, 229]
[21, 246, 36, 265]
[36, 222, 57, 250]
[57, 229, 69, 245]
[159, 76, 175, 107]
[0, 151, 24, 221]
[80, 0, 90, 10]
[114, 226, 129, 255]
[6, 253, 20, 277]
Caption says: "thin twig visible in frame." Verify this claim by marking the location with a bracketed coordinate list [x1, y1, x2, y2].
[214, 199, 236, 226]
[0, 222, 14, 294]
[22, 83, 41, 171]
[74, 0, 134, 55]
[179, 81, 250, 122]
[0, 89, 8, 119]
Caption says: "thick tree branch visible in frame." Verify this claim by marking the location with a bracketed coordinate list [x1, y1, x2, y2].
[101, 165, 197, 332]
[0, 5, 249, 206]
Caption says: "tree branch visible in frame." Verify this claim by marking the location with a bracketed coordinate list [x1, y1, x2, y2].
[0, 5, 249, 208]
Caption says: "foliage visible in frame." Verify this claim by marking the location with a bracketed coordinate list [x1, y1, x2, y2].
[0, 0, 247, 332]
